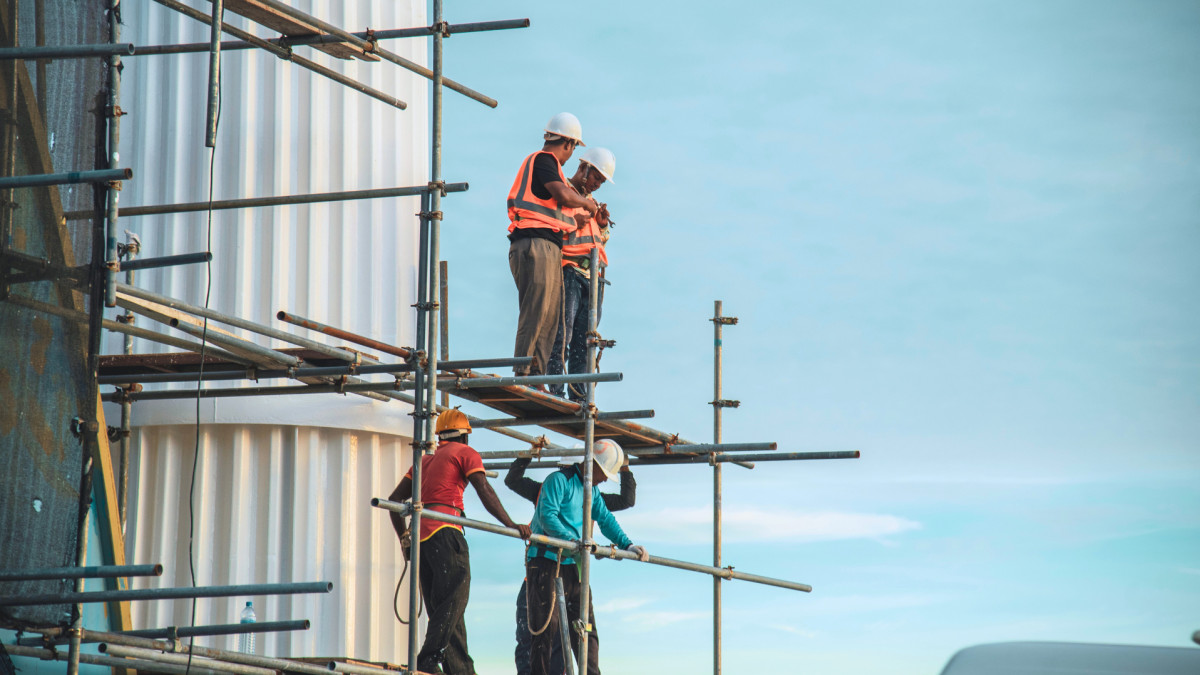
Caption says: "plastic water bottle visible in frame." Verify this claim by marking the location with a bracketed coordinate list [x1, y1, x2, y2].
[238, 601, 256, 654]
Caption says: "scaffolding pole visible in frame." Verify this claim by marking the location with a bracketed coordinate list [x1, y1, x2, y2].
[372, 500, 812, 593]
[578, 246, 601, 674]
[711, 300, 737, 675]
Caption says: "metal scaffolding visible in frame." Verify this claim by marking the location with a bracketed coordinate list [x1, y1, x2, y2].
[0, 2, 862, 675]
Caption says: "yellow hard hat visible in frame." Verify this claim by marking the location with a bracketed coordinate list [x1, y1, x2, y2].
[435, 409, 471, 436]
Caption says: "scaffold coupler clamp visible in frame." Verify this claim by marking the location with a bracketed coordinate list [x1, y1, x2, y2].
[711, 399, 740, 409]
[427, 180, 448, 198]
[711, 315, 738, 326]
[363, 28, 379, 54]
[663, 433, 680, 455]
[432, 21, 451, 38]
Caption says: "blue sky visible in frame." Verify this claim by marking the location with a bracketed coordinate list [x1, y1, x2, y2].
[425, 1, 1198, 673]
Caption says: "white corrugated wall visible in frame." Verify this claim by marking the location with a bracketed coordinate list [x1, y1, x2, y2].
[107, 0, 428, 662]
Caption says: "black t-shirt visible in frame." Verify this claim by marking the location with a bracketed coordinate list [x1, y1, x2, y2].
[510, 152, 570, 247]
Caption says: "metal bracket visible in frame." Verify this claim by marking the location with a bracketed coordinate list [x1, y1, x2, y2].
[427, 180, 447, 197]
[417, 210, 443, 221]
[105, 105, 126, 119]
[712, 316, 738, 325]
[711, 399, 741, 409]
[115, 313, 134, 324]
[432, 21, 451, 38]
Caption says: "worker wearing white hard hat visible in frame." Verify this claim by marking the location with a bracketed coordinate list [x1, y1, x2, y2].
[547, 147, 617, 401]
[506, 113, 601, 381]
[523, 439, 649, 675]
[504, 446, 637, 675]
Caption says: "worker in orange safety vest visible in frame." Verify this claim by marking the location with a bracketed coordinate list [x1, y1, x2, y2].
[507, 113, 600, 381]
[546, 147, 616, 401]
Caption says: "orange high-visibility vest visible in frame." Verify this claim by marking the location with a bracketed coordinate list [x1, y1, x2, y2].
[561, 211, 609, 267]
[507, 151, 577, 233]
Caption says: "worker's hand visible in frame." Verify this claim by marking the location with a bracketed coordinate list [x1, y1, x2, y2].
[585, 197, 600, 217]
[628, 545, 649, 562]
[596, 203, 611, 227]
[574, 212, 590, 229]
[515, 523, 532, 540]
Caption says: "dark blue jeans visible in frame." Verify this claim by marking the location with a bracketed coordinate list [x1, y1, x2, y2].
[547, 268, 604, 400]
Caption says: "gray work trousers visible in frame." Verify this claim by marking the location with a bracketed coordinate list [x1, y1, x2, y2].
[509, 237, 564, 376]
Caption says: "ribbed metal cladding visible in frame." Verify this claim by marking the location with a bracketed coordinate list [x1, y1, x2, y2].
[110, 0, 428, 663]
[126, 425, 412, 660]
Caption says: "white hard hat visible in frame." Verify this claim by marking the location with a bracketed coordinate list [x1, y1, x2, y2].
[579, 147, 616, 184]
[545, 112, 585, 146]
[593, 439, 624, 480]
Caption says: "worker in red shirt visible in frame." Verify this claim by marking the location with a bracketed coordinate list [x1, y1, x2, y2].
[389, 410, 532, 675]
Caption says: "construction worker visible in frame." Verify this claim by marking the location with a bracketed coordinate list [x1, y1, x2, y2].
[388, 410, 532, 675]
[524, 439, 649, 675]
[505, 450, 636, 675]
[546, 147, 616, 401]
[508, 112, 601, 380]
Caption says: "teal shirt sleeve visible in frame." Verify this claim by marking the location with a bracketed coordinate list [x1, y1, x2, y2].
[591, 486, 633, 549]
[535, 472, 578, 541]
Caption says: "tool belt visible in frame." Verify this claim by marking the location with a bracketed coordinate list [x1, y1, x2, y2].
[564, 255, 592, 270]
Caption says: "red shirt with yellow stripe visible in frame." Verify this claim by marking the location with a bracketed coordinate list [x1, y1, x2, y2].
[404, 440, 485, 541]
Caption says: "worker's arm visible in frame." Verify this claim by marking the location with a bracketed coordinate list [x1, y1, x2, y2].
[387, 476, 413, 541]
[591, 489, 633, 550]
[504, 457, 542, 505]
[468, 472, 531, 539]
[602, 465, 637, 512]
[545, 180, 599, 216]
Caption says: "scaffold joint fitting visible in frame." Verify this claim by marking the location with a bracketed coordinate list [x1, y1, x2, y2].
[711, 399, 741, 408]
[712, 316, 738, 325]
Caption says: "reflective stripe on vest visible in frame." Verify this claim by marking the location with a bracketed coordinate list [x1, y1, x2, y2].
[561, 210, 608, 267]
[507, 151, 576, 232]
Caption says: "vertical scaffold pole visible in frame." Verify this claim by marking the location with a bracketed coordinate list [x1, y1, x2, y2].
[103, 0, 122, 307]
[578, 246, 600, 674]
[712, 300, 724, 675]
[407, 3, 446, 673]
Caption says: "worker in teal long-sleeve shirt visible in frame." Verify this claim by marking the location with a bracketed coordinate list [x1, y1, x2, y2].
[524, 439, 649, 675]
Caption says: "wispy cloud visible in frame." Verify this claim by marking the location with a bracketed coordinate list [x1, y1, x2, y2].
[619, 507, 921, 545]
[619, 610, 709, 628]
[769, 623, 818, 639]
[1178, 567, 1200, 577]
[595, 596, 652, 613]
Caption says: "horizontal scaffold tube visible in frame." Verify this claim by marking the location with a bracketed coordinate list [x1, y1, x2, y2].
[0, 43, 135, 59]
[0, 563, 162, 582]
[17, 620, 309, 645]
[470, 409, 655, 429]
[0, 581, 332, 607]
[3, 644, 230, 675]
[370, 500, 811, 593]
[482, 450, 860, 470]
[121, 251, 211, 271]
[0, 167, 130, 189]
[97, 357, 532, 385]
[476, 441, 779, 461]
[64, 182, 468, 220]
[106, 372, 623, 402]
[21, 628, 337, 675]
[101, 644, 274, 675]
[134, 19, 530, 56]
[4, 294, 252, 364]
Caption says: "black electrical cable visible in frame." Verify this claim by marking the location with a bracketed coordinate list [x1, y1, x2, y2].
[185, 40, 221, 675]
